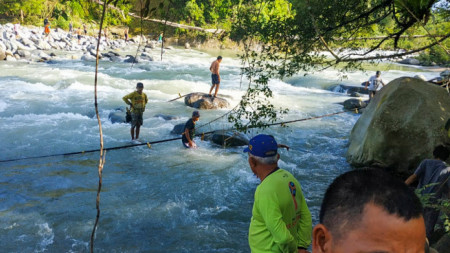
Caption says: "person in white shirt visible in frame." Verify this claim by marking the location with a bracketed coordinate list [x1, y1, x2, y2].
[364, 71, 386, 101]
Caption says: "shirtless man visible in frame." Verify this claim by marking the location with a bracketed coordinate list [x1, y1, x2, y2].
[209, 56, 222, 98]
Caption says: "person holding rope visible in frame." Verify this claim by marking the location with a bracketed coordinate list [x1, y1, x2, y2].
[244, 134, 312, 253]
[405, 145, 450, 239]
[182, 111, 200, 148]
[209, 56, 222, 98]
[123, 82, 148, 143]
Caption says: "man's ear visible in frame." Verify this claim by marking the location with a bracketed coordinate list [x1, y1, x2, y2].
[312, 224, 332, 253]
[248, 156, 257, 168]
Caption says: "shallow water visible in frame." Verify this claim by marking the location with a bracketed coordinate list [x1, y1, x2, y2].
[0, 46, 439, 252]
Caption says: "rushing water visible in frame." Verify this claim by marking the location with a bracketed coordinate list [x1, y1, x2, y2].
[0, 46, 439, 252]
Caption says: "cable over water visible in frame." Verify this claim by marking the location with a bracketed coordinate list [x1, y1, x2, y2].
[0, 109, 354, 163]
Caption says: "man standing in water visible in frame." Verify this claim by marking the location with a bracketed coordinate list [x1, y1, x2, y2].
[364, 70, 385, 101]
[182, 111, 200, 148]
[209, 56, 222, 98]
[244, 134, 312, 253]
[123, 82, 148, 143]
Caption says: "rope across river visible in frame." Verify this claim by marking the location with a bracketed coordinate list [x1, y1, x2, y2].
[0, 109, 354, 163]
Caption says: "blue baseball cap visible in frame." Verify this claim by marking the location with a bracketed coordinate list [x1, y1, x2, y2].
[243, 134, 278, 157]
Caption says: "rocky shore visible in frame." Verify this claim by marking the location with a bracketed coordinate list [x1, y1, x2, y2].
[0, 23, 172, 63]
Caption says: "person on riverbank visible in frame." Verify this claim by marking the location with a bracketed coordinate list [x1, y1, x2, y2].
[405, 145, 450, 239]
[209, 56, 222, 98]
[182, 111, 200, 148]
[83, 23, 87, 35]
[14, 23, 20, 37]
[122, 82, 148, 143]
[364, 70, 385, 101]
[76, 27, 82, 45]
[104, 27, 108, 42]
[44, 18, 49, 27]
[244, 134, 312, 253]
[312, 168, 426, 253]
[44, 22, 51, 37]
[69, 22, 73, 33]
[124, 27, 129, 42]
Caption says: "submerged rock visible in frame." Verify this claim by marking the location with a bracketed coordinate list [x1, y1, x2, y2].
[184, 92, 230, 109]
[155, 114, 179, 120]
[108, 107, 131, 124]
[398, 58, 420, 65]
[171, 123, 186, 135]
[211, 130, 249, 147]
[346, 77, 450, 175]
[333, 84, 369, 95]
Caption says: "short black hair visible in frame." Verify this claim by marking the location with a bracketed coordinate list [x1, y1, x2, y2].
[376, 70, 381, 75]
[320, 168, 423, 240]
[217, 56, 222, 60]
[433, 145, 450, 161]
[136, 82, 144, 88]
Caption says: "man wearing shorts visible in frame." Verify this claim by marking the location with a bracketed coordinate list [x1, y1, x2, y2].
[123, 82, 148, 143]
[364, 70, 385, 102]
[209, 56, 222, 98]
[182, 111, 200, 148]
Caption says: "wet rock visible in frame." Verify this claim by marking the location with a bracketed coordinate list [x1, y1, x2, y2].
[108, 107, 130, 124]
[333, 84, 369, 95]
[184, 92, 230, 109]
[124, 55, 138, 63]
[171, 123, 186, 135]
[343, 98, 367, 110]
[140, 52, 153, 61]
[414, 74, 427, 81]
[350, 92, 362, 97]
[81, 53, 96, 61]
[346, 77, 450, 175]
[16, 49, 31, 58]
[211, 130, 249, 147]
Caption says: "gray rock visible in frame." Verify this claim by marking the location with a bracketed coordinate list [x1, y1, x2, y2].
[171, 123, 186, 135]
[343, 98, 366, 110]
[211, 130, 249, 147]
[346, 77, 450, 175]
[109, 55, 121, 62]
[140, 52, 153, 61]
[184, 92, 230, 109]
[434, 233, 450, 253]
[17, 49, 31, 58]
[398, 58, 420, 65]
[81, 54, 96, 61]
[441, 70, 450, 78]
[350, 92, 362, 97]
[124, 55, 137, 63]
[155, 114, 179, 120]
[38, 51, 51, 61]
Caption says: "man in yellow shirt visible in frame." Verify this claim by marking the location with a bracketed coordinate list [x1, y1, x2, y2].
[123, 82, 148, 143]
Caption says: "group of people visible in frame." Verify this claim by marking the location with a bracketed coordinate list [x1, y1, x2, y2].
[122, 56, 223, 146]
[243, 134, 448, 252]
[121, 56, 449, 252]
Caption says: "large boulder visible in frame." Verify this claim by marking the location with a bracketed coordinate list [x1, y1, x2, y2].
[184, 92, 230, 109]
[108, 107, 130, 124]
[346, 77, 450, 175]
[0, 49, 5, 60]
[210, 130, 249, 147]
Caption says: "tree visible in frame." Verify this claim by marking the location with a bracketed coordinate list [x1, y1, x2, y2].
[228, 0, 449, 131]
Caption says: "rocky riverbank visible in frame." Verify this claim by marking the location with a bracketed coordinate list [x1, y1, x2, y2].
[0, 23, 184, 63]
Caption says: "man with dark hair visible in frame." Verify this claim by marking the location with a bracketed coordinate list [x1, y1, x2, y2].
[313, 169, 426, 253]
[209, 56, 222, 98]
[123, 82, 148, 143]
[405, 145, 450, 238]
[244, 134, 312, 253]
[364, 70, 385, 102]
[182, 111, 200, 148]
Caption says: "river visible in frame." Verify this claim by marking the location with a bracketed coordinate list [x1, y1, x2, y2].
[0, 45, 439, 252]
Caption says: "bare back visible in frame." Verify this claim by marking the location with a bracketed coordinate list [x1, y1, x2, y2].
[210, 60, 220, 75]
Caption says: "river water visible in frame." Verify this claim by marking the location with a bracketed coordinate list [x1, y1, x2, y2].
[0, 46, 438, 252]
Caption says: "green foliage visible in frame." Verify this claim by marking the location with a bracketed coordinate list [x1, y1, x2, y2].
[416, 185, 450, 233]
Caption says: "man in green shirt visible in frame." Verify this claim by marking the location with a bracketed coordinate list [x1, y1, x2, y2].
[243, 134, 312, 253]
[123, 82, 148, 143]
